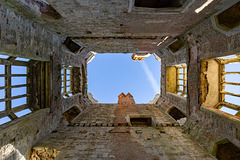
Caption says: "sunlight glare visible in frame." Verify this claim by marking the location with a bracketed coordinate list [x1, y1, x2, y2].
[195, 0, 214, 13]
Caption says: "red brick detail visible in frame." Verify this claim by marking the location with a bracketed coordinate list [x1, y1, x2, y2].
[118, 93, 135, 105]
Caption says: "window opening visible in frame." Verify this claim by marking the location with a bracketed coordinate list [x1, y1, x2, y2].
[166, 63, 187, 98]
[63, 37, 83, 54]
[215, 1, 240, 32]
[62, 106, 81, 124]
[215, 140, 240, 160]
[61, 65, 73, 98]
[167, 39, 185, 53]
[0, 55, 32, 125]
[176, 64, 187, 97]
[134, 0, 184, 8]
[130, 117, 152, 126]
[216, 54, 240, 116]
[167, 107, 187, 125]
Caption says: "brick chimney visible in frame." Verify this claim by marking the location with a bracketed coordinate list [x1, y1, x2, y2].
[118, 92, 135, 105]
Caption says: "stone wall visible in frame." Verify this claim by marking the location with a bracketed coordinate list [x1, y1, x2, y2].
[158, 0, 240, 155]
[2, 0, 231, 54]
[0, 3, 90, 159]
[30, 104, 215, 160]
[182, 106, 240, 152]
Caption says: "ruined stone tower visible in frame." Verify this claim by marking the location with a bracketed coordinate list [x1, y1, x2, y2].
[0, 0, 240, 159]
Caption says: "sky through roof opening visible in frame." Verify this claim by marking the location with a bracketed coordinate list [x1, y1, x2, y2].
[88, 54, 161, 103]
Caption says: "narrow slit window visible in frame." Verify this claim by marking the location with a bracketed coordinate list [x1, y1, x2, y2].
[61, 65, 73, 98]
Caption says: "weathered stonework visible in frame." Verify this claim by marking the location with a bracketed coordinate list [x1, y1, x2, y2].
[30, 104, 215, 160]
[157, 1, 240, 157]
[30, 147, 60, 160]
[0, 3, 90, 159]
[1, 0, 240, 159]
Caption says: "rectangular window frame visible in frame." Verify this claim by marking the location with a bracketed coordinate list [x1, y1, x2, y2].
[0, 56, 31, 120]
[216, 55, 240, 116]
[175, 64, 187, 97]
[61, 65, 73, 97]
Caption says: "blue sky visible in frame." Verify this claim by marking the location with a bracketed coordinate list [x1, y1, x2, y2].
[87, 54, 161, 103]
[0, 53, 239, 125]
